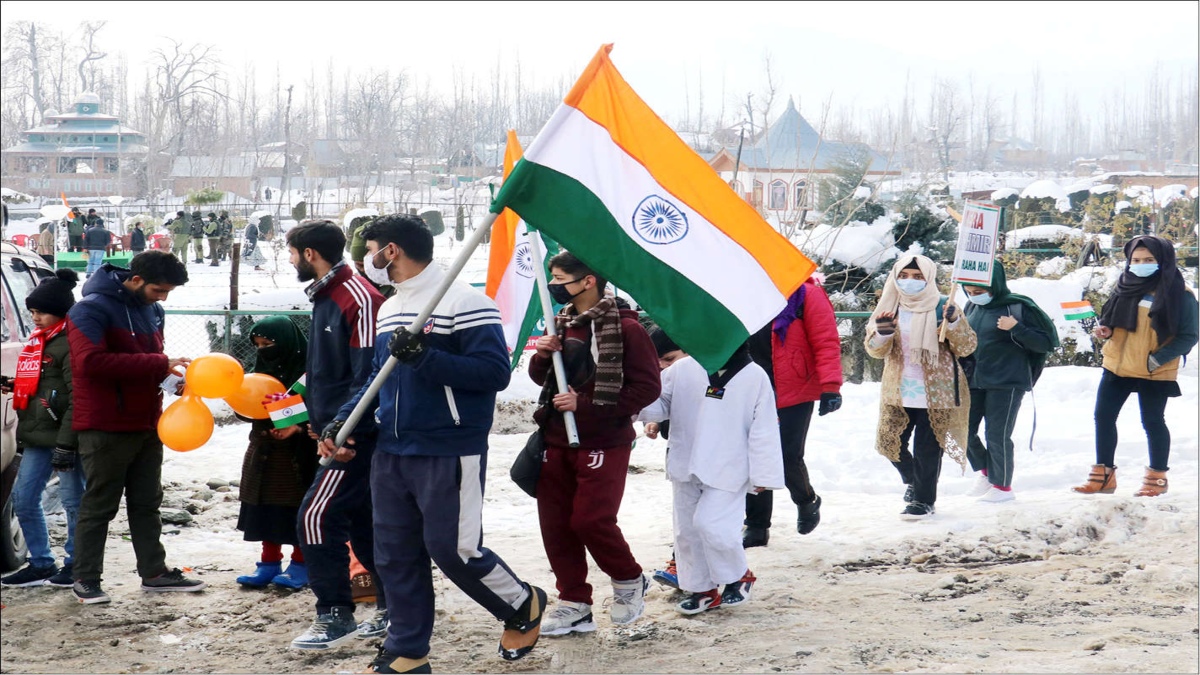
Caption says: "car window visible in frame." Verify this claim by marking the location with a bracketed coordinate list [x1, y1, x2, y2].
[1, 274, 17, 343]
[3, 263, 37, 339]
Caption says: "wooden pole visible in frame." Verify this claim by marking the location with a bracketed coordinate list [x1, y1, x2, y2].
[230, 242, 240, 310]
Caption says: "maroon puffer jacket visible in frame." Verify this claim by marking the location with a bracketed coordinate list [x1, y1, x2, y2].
[67, 266, 171, 432]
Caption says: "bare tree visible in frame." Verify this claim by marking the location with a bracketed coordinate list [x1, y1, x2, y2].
[76, 21, 107, 93]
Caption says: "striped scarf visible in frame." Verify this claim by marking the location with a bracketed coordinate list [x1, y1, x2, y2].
[541, 295, 624, 406]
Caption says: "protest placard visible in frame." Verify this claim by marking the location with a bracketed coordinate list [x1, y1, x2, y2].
[951, 201, 1002, 286]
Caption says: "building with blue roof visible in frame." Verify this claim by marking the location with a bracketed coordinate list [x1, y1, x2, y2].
[1, 93, 148, 198]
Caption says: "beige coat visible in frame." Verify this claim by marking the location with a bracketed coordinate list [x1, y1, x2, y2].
[865, 310, 977, 468]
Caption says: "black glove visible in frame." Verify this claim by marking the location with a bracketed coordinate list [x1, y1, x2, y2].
[943, 304, 958, 323]
[389, 328, 427, 364]
[875, 315, 896, 336]
[319, 420, 346, 445]
[51, 446, 77, 472]
[818, 392, 842, 416]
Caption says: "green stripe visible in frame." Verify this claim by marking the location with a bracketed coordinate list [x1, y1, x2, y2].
[1063, 310, 1095, 321]
[272, 411, 308, 427]
[494, 161, 749, 373]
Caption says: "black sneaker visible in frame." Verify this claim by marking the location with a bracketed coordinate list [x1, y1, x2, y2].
[369, 646, 432, 674]
[1, 564, 58, 587]
[73, 579, 111, 604]
[900, 502, 935, 521]
[498, 584, 547, 661]
[797, 494, 822, 535]
[46, 564, 75, 588]
[742, 526, 769, 548]
[142, 568, 206, 592]
[903, 485, 915, 504]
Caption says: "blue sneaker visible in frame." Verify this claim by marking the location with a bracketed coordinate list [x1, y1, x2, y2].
[272, 562, 309, 590]
[237, 561, 282, 588]
[652, 558, 678, 589]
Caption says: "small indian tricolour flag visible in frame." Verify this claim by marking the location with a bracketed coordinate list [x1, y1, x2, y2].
[1061, 300, 1096, 321]
[265, 393, 309, 429]
[490, 44, 816, 373]
[289, 374, 306, 396]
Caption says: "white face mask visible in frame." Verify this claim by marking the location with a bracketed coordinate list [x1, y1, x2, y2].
[364, 248, 394, 287]
[895, 278, 927, 295]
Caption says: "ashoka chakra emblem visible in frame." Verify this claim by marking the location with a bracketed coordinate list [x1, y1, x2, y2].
[632, 195, 688, 245]
[514, 242, 534, 278]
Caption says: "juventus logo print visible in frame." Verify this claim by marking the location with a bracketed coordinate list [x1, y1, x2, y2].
[586, 451, 605, 470]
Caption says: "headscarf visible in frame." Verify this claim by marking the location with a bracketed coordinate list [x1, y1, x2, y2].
[1099, 235, 1185, 345]
[966, 262, 1060, 349]
[248, 316, 307, 388]
[869, 254, 942, 364]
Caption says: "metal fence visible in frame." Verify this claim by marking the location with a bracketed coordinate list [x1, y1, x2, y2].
[161, 309, 1098, 384]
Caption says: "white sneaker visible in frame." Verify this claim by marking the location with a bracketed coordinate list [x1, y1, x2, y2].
[610, 574, 648, 625]
[541, 600, 596, 636]
[978, 486, 1015, 503]
[966, 473, 992, 497]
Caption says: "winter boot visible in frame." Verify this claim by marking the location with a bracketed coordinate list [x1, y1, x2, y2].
[1071, 464, 1117, 494]
[1133, 468, 1168, 497]
[290, 606, 358, 650]
[498, 583, 547, 661]
[610, 574, 649, 625]
[900, 502, 935, 521]
[797, 494, 822, 535]
[677, 589, 722, 615]
[741, 526, 769, 548]
[272, 561, 309, 590]
[236, 561, 282, 588]
[720, 569, 757, 607]
[541, 600, 596, 636]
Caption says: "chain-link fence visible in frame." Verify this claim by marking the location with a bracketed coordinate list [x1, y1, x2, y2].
[162, 309, 311, 369]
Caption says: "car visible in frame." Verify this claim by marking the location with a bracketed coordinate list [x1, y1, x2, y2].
[1, 241, 56, 572]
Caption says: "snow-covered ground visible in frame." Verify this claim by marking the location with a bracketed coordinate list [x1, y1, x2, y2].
[1, 228, 1197, 673]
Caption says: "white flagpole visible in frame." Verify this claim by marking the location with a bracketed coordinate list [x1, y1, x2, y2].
[321, 211, 500, 466]
[527, 226, 581, 447]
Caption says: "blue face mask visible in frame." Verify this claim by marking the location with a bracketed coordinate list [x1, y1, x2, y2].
[895, 279, 927, 295]
[1129, 263, 1159, 278]
[968, 292, 993, 305]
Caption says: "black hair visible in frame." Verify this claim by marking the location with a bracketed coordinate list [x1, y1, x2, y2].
[902, 258, 921, 271]
[130, 250, 188, 286]
[286, 219, 346, 265]
[360, 214, 434, 264]
[648, 326, 681, 358]
[548, 250, 607, 291]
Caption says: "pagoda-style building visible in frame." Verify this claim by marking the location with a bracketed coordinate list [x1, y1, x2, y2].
[1, 92, 148, 197]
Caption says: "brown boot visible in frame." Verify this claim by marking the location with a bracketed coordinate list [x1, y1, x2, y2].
[1071, 464, 1117, 494]
[1134, 468, 1168, 497]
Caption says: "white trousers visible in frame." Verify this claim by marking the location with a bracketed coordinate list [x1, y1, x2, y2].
[672, 478, 748, 593]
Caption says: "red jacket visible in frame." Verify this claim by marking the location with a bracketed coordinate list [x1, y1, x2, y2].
[771, 279, 843, 407]
[530, 306, 661, 450]
[68, 266, 172, 432]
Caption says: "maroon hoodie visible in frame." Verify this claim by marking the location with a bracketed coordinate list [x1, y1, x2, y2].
[529, 306, 661, 450]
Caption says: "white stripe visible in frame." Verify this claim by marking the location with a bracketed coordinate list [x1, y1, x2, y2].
[344, 277, 374, 346]
[303, 468, 344, 545]
[525, 105, 785, 332]
[457, 456, 484, 563]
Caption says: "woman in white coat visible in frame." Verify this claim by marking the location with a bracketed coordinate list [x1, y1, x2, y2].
[639, 343, 784, 614]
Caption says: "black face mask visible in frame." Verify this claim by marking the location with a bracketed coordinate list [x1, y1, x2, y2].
[547, 278, 585, 305]
[257, 344, 283, 362]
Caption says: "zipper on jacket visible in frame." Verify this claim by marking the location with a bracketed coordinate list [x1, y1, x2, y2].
[393, 385, 401, 439]
[444, 386, 461, 426]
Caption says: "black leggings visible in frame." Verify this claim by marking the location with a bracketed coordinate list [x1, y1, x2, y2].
[1094, 370, 1172, 472]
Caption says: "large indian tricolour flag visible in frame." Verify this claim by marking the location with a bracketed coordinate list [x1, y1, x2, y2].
[490, 44, 816, 373]
[486, 131, 550, 369]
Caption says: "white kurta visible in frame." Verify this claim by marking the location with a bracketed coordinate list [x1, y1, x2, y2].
[639, 356, 785, 493]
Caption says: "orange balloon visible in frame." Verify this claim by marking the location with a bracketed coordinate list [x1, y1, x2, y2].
[223, 372, 286, 419]
[185, 353, 245, 399]
[158, 395, 215, 452]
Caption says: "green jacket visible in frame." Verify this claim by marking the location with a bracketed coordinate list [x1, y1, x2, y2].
[16, 331, 77, 449]
[203, 217, 220, 237]
[67, 216, 86, 237]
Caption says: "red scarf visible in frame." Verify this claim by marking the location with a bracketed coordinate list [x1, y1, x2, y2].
[13, 319, 66, 410]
